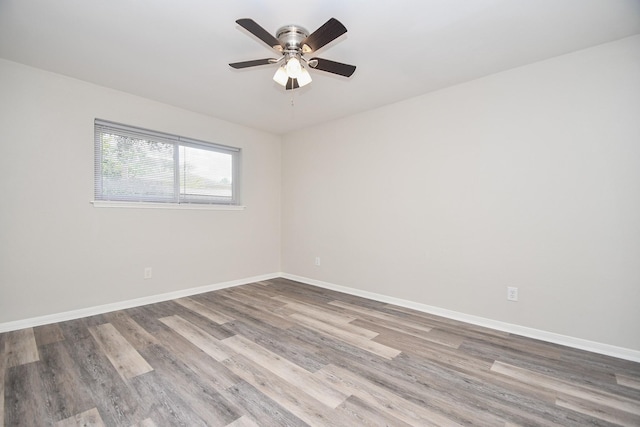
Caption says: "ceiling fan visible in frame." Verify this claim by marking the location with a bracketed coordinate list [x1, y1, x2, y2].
[229, 18, 356, 90]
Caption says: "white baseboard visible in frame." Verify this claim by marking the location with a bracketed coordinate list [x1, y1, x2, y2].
[0, 272, 281, 333]
[281, 273, 640, 363]
[3, 271, 639, 363]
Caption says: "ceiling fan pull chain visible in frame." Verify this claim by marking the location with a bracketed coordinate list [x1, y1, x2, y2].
[290, 87, 296, 121]
[288, 77, 295, 108]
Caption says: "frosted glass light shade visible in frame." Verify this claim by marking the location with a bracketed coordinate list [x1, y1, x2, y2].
[297, 68, 312, 87]
[285, 57, 302, 79]
[273, 67, 288, 86]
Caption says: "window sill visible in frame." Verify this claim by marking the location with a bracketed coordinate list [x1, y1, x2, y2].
[90, 201, 246, 211]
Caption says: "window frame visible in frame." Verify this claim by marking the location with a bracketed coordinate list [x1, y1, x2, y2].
[94, 119, 241, 206]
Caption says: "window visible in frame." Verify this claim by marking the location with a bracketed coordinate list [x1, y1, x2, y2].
[94, 119, 240, 205]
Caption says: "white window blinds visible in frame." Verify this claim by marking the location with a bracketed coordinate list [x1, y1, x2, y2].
[94, 119, 240, 205]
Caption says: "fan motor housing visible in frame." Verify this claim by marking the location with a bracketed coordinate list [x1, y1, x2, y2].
[276, 25, 309, 51]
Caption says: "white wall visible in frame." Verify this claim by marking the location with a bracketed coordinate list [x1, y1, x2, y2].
[0, 59, 281, 323]
[2, 35, 639, 354]
[282, 35, 640, 351]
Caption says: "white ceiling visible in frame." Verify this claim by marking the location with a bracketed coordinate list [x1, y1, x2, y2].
[1, 0, 639, 135]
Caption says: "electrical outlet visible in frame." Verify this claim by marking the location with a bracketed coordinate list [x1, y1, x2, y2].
[315, 257, 321, 266]
[144, 267, 152, 279]
[507, 286, 518, 301]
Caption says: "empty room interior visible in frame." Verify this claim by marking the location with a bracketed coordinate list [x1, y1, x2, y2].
[1, 0, 640, 425]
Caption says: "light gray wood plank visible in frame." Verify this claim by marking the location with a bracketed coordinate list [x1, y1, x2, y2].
[272, 295, 359, 325]
[130, 418, 157, 427]
[34, 323, 66, 347]
[253, 281, 273, 286]
[58, 329, 140, 426]
[4, 362, 53, 425]
[348, 313, 435, 341]
[169, 300, 236, 341]
[219, 381, 307, 427]
[556, 393, 640, 426]
[265, 279, 337, 305]
[38, 341, 96, 422]
[329, 300, 435, 334]
[55, 407, 105, 427]
[388, 303, 512, 338]
[222, 318, 329, 372]
[88, 323, 153, 380]
[234, 282, 285, 300]
[220, 286, 289, 312]
[289, 313, 401, 360]
[289, 310, 379, 340]
[492, 360, 640, 416]
[5, 328, 39, 367]
[137, 344, 239, 426]
[315, 364, 463, 426]
[222, 334, 350, 408]
[159, 315, 232, 362]
[337, 395, 415, 427]
[225, 415, 260, 427]
[370, 326, 490, 373]
[617, 373, 640, 391]
[354, 318, 463, 350]
[174, 297, 234, 325]
[312, 346, 519, 426]
[102, 312, 159, 350]
[223, 355, 357, 426]
[127, 370, 210, 426]
[153, 328, 239, 390]
[201, 293, 295, 329]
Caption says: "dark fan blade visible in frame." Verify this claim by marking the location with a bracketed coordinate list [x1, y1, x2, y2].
[302, 18, 347, 53]
[236, 18, 283, 50]
[285, 78, 300, 90]
[310, 57, 356, 77]
[229, 58, 274, 69]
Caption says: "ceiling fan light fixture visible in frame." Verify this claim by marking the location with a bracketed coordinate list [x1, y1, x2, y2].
[297, 68, 312, 87]
[285, 56, 302, 79]
[273, 66, 288, 86]
[230, 18, 355, 90]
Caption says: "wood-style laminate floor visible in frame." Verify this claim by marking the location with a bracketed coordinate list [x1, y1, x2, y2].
[1, 278, 639, 426]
